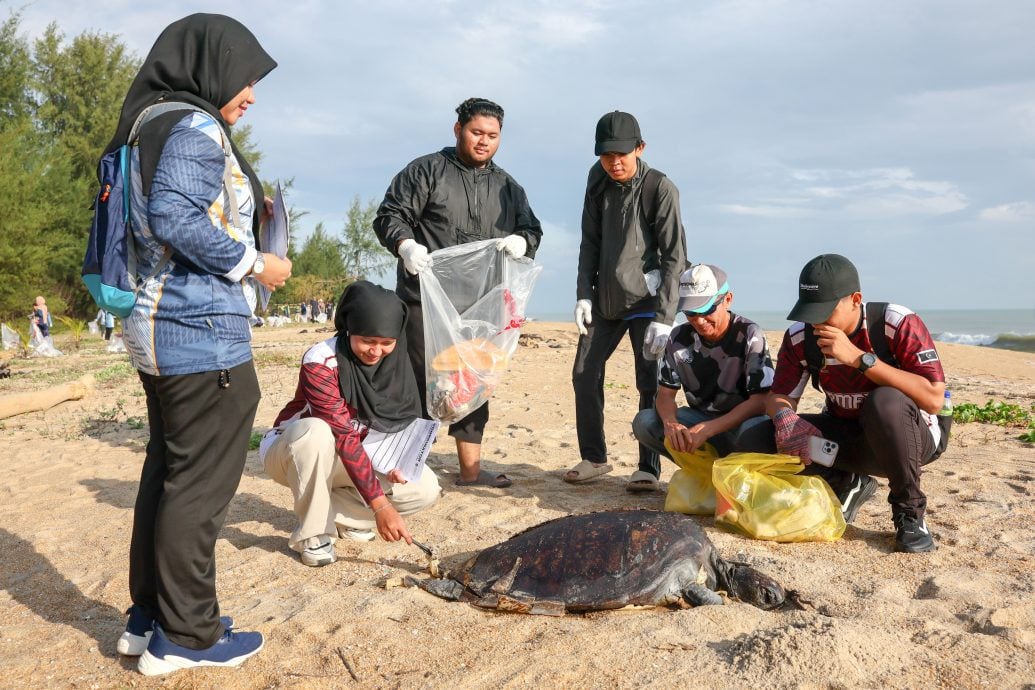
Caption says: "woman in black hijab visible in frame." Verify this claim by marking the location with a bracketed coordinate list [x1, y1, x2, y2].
[262, 282, 441, 567]
[112, 14, 290, 677]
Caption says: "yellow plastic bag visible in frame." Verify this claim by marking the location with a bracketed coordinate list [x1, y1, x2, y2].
[663, 441, 718, 516]
[712, 452, 846, 542]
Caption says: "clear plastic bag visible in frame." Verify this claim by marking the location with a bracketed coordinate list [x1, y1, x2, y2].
[712, 453, 846, 542]
[419, 239, 542, 424]
[664, 441, 718, 515]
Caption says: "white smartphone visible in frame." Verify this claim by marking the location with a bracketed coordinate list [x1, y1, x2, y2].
[808, 436, 839, 467]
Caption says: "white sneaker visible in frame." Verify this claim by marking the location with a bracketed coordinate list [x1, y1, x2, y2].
[339, 527, 376, 542]
[300, 536, 337, 567]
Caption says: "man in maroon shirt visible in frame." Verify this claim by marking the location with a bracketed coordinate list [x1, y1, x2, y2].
[740, 254, 947, 553]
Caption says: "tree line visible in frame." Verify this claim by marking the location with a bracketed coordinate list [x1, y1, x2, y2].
[0, 10, 393, 324]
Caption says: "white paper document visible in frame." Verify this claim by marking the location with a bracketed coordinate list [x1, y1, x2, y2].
[362, 417, 440, 483]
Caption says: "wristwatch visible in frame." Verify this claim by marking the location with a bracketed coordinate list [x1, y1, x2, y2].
[252, 253, 265, 276]
[857, 352, 878, 372]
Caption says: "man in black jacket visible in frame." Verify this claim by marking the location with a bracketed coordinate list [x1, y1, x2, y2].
[373, 97, 542, 488]
[566, 111, 687, 492]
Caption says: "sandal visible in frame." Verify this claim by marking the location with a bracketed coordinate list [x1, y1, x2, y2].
[563, 460, 613, 484]
[626, 470, 660, 493]
[455, 469, 513, 488]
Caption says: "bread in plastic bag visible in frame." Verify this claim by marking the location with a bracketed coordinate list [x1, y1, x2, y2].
[663, 441, 718, 516]
[419, 239, 541, 424]
[712, 452, 846, 542]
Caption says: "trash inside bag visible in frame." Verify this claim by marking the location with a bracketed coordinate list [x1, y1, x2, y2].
[663, 441, 718, 516]
[420, 239, 541, 424]
[712, 453, 846, 542]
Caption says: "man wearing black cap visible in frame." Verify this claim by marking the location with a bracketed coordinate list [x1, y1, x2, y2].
[741, 254, 948, 553]
[374, 97, 543, 488]
[566, 111, 687, 491]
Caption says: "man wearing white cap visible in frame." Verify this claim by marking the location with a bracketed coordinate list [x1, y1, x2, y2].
[631, 264, 774, 481]
[567, 111, 687, 490]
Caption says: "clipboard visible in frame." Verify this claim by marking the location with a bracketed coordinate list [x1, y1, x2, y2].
[362, 418, 440, 483]
[257, 181, 289, 311]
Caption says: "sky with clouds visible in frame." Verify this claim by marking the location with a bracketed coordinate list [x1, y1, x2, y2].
[13, 0, 1035, 316]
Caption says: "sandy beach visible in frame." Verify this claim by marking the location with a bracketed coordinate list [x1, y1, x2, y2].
[1, 320, 1033, 689]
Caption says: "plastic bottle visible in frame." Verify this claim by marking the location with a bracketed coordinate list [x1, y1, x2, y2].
[938, 390, 953, 417]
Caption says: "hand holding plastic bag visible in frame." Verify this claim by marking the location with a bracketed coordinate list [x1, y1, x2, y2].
[663, 441, 718, 516]
[712, 452, 846, 542]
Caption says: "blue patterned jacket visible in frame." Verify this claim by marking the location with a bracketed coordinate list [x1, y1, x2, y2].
[123, 112, 259, 376]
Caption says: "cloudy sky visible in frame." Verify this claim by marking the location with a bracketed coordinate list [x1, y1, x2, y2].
[14, 0, 1035, 316]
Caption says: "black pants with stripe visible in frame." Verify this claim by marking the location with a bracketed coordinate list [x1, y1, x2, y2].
[571, 314, 659, 474]
[738, 386, 937, 520]
[129, 360, 260, 649]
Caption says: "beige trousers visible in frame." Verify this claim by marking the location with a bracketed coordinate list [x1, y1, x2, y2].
[262, 417, 441, 552]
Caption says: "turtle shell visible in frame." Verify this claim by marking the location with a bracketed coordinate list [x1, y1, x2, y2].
[458, 510, 720, 611]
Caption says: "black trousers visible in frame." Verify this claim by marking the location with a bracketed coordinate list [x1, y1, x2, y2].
[737, 387, 937, 520]
[404, 301, 488, 444]
[571, 314, 658, 474]
[130, 360, 260, 649]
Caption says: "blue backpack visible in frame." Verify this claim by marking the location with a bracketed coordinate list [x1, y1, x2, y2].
[81, 102, 233, 318]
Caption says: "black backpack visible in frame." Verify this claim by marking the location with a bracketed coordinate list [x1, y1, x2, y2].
[803, 302, 951, 459]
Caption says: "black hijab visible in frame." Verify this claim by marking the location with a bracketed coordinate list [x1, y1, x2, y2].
[334, 282, 422, 433]
[102, 14, 276, 226]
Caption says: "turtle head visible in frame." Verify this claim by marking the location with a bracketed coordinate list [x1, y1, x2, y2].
[727, 564, 786, 610]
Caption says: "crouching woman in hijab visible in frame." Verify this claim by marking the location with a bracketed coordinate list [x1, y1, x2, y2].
[261, 281, 442, 567]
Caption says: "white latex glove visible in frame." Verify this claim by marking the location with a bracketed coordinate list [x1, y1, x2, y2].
[642, 322, 673, 360]
[496, 235, 527, 258]
[574, 299, 593, 336]
[643, 269, 661, 296]
[397, 239, 431, 275]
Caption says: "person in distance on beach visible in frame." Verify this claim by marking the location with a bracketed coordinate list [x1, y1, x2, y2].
[738, 254, 949, 553]
[632, 264, 774, 467]
[373, 97, 543, 489]
[567, 111, 687, 492]
[260, 282, 441, 567]
[108, 13, 291, 676]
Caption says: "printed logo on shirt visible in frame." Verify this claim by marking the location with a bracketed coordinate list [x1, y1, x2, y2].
[828, 391, 868, 410]
[916, 349, 939, 363]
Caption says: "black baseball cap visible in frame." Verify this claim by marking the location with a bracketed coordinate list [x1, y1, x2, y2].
[787, 254, 861, 324]
[594, 111, 642, 155]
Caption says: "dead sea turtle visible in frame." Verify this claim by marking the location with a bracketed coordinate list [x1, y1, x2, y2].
[419, 510, 799, 615]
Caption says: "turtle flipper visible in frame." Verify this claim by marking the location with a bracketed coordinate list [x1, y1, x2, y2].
[682, 583, 724, 607]
[419, 577, 465, 601]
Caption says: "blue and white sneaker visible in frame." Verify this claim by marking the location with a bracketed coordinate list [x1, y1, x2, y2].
[137, 622, 264, 676]
[117, 605, 234, 656]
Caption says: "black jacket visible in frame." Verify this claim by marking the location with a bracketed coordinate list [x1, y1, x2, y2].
[373, 147, 543, 303]
[576, 160, 686, 323]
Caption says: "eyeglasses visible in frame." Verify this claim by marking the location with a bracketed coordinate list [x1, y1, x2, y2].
[685, 293, 727, 318]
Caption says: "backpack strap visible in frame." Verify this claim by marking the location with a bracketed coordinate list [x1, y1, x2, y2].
[803, 302, 896, 391]
[640, 167, 664, 228]
[126, 101, 240, 280]
[864, 301, 896, 367]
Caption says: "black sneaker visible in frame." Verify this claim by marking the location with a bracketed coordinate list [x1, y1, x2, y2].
[894, 514, 936, 553]
[837, 474, 879, 524]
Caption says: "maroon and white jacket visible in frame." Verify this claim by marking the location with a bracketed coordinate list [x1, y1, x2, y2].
[265, 336, 383, 505]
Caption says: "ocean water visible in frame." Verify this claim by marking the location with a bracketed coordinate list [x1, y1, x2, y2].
[527, 309, 1035, 353]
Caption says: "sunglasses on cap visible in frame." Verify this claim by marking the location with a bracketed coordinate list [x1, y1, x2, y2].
[685, 292, 728, 318]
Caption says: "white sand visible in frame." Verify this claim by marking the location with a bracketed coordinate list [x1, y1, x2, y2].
[1, 322, 1033, 688]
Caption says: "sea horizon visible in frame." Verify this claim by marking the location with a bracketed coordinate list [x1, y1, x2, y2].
[526, 308, 1035, 354]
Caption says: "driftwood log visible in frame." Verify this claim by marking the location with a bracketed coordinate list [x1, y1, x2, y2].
[0, 375, 94, 420]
